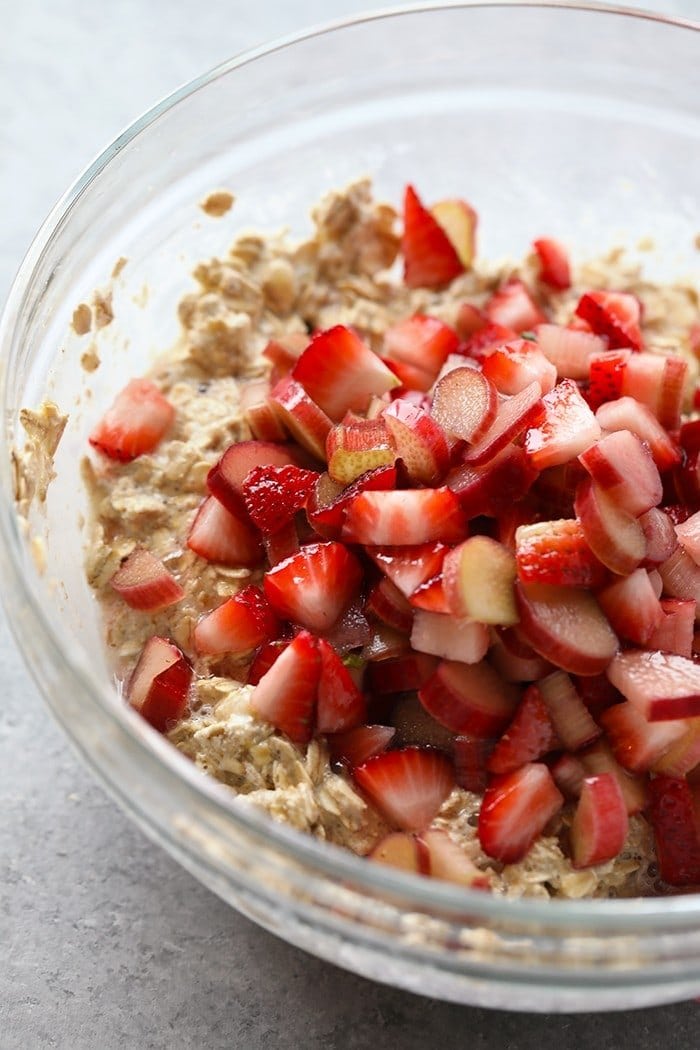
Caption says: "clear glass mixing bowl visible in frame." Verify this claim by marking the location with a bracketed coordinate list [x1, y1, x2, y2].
[2, 1, 700, 1013]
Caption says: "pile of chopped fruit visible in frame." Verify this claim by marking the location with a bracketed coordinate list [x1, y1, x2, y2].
[89, 184, 700, 891]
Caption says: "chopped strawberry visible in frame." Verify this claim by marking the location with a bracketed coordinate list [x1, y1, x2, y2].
[461, 322, 518, 362]
[536, 324, 606, 381]
[241, 463, 318, 534]
[409, 574, 450, 614]
[647, 775, 700, 886]
[383, 399, 450, 485]
[515, 518, 608, 588]
[263, 541, 363, 633]
[446, 444, 539, 519]
[366, 543, 448, 598]
[207, 439, 299, 517]
[384, 314, 459, 378]
[481, 339, 557, 396]
[575, 290, 643, 351]
[251, 630, 320, 744]
[485, 278, 546, 332]
[418, 658, 519, 737]
[570, 773, 629, 868]
[187, 496, 263, 567]
[401, 185, 464, 289]
[455, 302, 487, 340]
[326, 415, 396, 485]
[316, 639, 367, 734]
[342, 487, 467, 546]
[110, 548, 184, 612]
[306, 464, 398, 538]
[366, 652, 438, 695]
[600, 701, 686, 773]
[327, 724, 396, 767]
[487, 685, 559, 775]
[478, 763, 564, 863]
[587, 349, 630, 411]
[353, 746, 455, 830]
[463, 381, 544, 467]
[533, 238, 571, 291]
[247, 639, 290, 685]
[524, 379, 601, 470]
[194, 586, 280, 657]
[453, 736, 495, 794]
[89, 378, 174, 462]
[127, 636, 192, 732]
[269, 375, 333, 461]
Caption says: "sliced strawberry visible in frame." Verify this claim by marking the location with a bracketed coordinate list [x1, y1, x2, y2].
[587, 349, 630, 411]
[342, 487, 467, 546]
[463, 381, 544, 467]
[647, 775, 700, 886]
[485, 278, 546, 332]
[574, 478, 646, 576]
[247, 639, 290, 685]
[487, 685, 558, 775]
[595, 397, 681, 472]
[532, 238, 571, 291]
[515, 581, 618, 676]
[353, 746, 455, 830]
[251, 630, 320, 745]
[401, 184, 464, 289]
[443, 536, 518, 626]
[382, 355, 434, 393]
[241, 463, 318, 534]
[366, 543, 448, 598]
[240, 379, 288, 442]
[110, 548, 184, 612]
[306, 464, 397, 538]
[579, 429, 662, 518]
[89, 379, 174, 462]
[193, 586, 280, 657]
[515, 518, 608, 588]
[207, 439, 299, 517]
[453, 736, 495, 794]
[570, 773, 629, 869]
[647, 598, 696, 658]
[384, 314, 459, 378]
[409, 574, 450, 614]
[430, 366, 498, 444]
[579, 740, 647, 815]
[524, 379, 601, 471]
[431, 198, 478, 270]
[263, 541, 363, 633]
[537, 670, 601, 752]
[482, 339, 557, 396]
[383, 399, 450, 485]
[366, 577, 414, 634]
[607, 650, 700, 722]
[269, 375, 333, 460]
[478, 763, 564, 863]
[418, 659, 518, 737]
[446, 444, 539, 519]
[327, 724, 395, 767]
[597, 568, 663, 646]
[461, 322, 518, 362]
[640, 508, 678, 567]
[575, 290, 643, 351]
[127, 636, 192, 732]
[536, 324, 606, 381]
[600, 701, 686, 773]
[187, 496, 263, 567]
[315, 638, 367, 734]
[326, 415, 396, 485]
[369, 831, 428, 874]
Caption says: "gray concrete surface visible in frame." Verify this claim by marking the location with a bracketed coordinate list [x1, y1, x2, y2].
[1, 1, 698, 1047]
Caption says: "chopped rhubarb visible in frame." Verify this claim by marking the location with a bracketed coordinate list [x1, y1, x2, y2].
[127, 636, 192, 732]
[430, 366, 498, 444]
[570, 773, 629, 869]
[515, 581, 618, 676]
[443, 536, 518, 625]
[418, 658, 519, 736]
[110, 548, 184, 612]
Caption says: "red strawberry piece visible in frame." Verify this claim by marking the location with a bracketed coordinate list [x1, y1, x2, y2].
[587, 349, 630, 411]
[366, 577, 414, 634]
[327, 724, 396, 767]
[193, 585, 280, 657]
[640, 508, 678, 567]
[382, 355, 434, 393]
[647, 775, 700, 886]
[453, 736, 496, 794]
[321, 598, 372, 654]
[658, 547, 700, 608]
[515, 518, 608, 588]
[89, 378, 174, 462]
[647, 598, 696, 658]
[247, 639, 290, 685]
[536, 324, 606, 381]
[251, 630, 320, 745]
[600, 701, 686, 774]
[532, 238, 571, 290]
[366, 652, 438, 695]
[263, 541, 362, 633]
[455, 302, 488, 340]
[515, 581, 618, 676]
[418, 659, 519, 737]
[430, 366, 498, 444]
[411, 610, 490, 664]
[607, 649, 700, 722]
[306, 464, 398, 539]
[383, 399, 450, 485]
[207, 439, 299, 517]
[549, 752, 587, 799]
[574, 478, 646, 576]
[482, 339, 557, 396]
[596, 396, 681, 472]
[401, 184, 464, 289]
[597, 569, 663, 646]
[536, 670, 602, 752]
[353, 746, 455, 830]
[579, 740, 647, 815]
[524, 378, 601, 471]
[430, 197, 478, 270]
[575, 290, 643, 351]
[342, 487, 467, 546]
[187, 496, 263, 566]
[409, 574, 450, 614]
[384, 314, 459, 378]
[315, 639, 367, 734]
[464, 381, 544, 467]
[268, 375, 333, 461]
[478, 762, 564, 863]
[326, 415, 396, 486]
[127, 636, 192, 732]
[579, 430, 662, 518]
[240, 379, 288, 442]
[366, 543, 447, 598]
[446, 444, 539, 519]
[485, 278, 546, 332]
[570, 773, 629, 869]
[461, 322, 518, 362]
[110, 548, 184, 612]
[487, 685, 558, 776]
[241, 463, 318, 534]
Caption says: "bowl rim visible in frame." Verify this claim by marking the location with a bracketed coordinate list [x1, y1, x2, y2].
[2, 0, 700, 932]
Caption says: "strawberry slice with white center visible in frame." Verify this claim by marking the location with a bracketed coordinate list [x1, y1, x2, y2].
[89, 378, 174, 462]
[110, 548, 184, 612]
[595, 396, 681, 472]
[247, 639, 290, 685]
[535, 324, 606, 381]
[536, 670, 602, 752]
[446, 444, 539, 519]
[481, 339, 557, 396]
[579, 429, 662, 518]
[570, 773, 629, 869]
[251, 630, 320, 745]
[187, 496, 263, 566]
[263, 541, 362, 633]
[207, 439, 299, 517]
[268, 375, 333, 460]
[193, 585, 280, 657]
[462, 322, 518, 362]
[515, 519, 608, 589]
[401, 185, 465, 289]
[306, 464, 397, 539]
[241, 463, 319, 534]
[647, 598, 696, 658]
[478, 762, 564, 863]
[600, 701, 686, 773]
[292, 324, 399, 421]
[411, 609, 490, 664]
[574, 478, 646, 576]
[463, 381, 544, 467]
[487, 685, 559, 776]
[365, 652, 438, 695]
[647, 775, 700, 886]
[366, 543, 448, 598]
[575, 290, 643, 351]
[430, 366, 498, 444]
[597, 568, 663, 646]
[384, 314, 459, 379]
[327, 724, 396, 767]
[127, 636, 192, 732]
[524, 378, 601, 470]
[315, 638, 367, 734]
[418, 828, 490, 889]
[443, 536, 518, 626]
[409, 573, 450, 615]
[382, 399, 450, 485]
[607, 649, 700, 722]
[532, 238, 571, 291]
[326, 415, 396, 485]
[485, 278, 546, 332]
[353, 746, 455, 830]
[342, 487, 467, 546]
[431, 198, 478, 270]
[515, 580, 618, 676]
[418, 659, 519, 736]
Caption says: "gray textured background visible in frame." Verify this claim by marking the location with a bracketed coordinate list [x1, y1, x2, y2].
[1, 2, 698, 1047]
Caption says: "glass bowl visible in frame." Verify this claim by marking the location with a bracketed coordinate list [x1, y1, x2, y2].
[2, 1, 700, 1013]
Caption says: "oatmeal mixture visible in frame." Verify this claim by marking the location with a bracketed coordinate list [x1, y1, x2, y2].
[80, 179, 700, 899]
